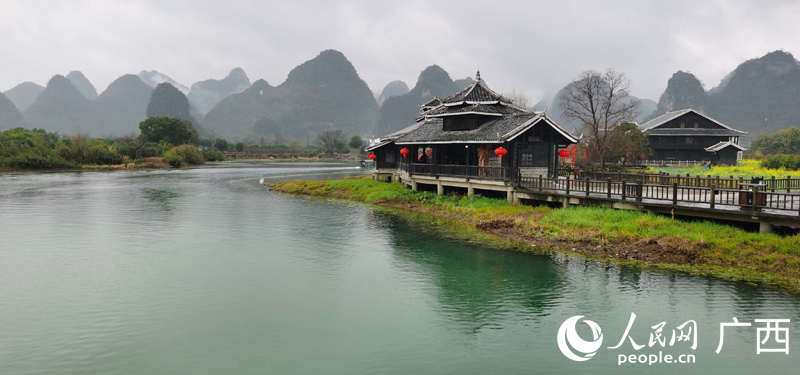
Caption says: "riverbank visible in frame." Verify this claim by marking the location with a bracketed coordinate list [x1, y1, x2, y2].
[0, 157, 172, 173]
[270, 176, 800, 292]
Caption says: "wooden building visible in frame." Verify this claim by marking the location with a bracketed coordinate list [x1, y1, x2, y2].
[368, 72, 577, 186]
[640, 109, 747, 164]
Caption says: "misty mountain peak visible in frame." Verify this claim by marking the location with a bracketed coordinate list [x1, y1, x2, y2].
[229, 67, 248, 80]
[138, 70, 190, 94]
[284, 49, 363, 87]
[43, 75, 91, 100]
[377, 80, 409, 105]
[3, 82, 44, 112]
[188, 68, 252, 115]
[655, 71, 706, 114]
[0, 92, 25, 130]
[66, 70, 98, 100]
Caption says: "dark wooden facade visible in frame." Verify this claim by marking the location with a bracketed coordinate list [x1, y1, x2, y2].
[368, 73, 576, 180]
[641, 109, 746, 164]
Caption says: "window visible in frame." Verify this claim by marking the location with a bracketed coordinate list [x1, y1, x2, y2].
[694, 122, 699, 128]
[520, 153, 534, 167]
[686, 137, 694, 144]
[737, 151, 743, 161]
[680, 122, 685, 128]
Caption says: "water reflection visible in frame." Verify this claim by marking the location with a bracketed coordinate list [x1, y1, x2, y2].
[378, 211, 563, 332]
[140, 188, 181, 211]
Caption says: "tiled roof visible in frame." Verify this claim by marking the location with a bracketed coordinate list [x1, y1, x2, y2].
[421, 96, 441, 108]
[424, 102, 523, 117]
[418, 73, 527, 118]
[640, 109, 746, 134]
[705, 141, 747, 152]
[365, 120, 425, 151]
[395, 113, 578, 144]
[441, 81, 511, 104]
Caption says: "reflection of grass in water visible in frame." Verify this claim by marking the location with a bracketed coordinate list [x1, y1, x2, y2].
[141, 188, 181, 210]
[372, 208, 542, 255]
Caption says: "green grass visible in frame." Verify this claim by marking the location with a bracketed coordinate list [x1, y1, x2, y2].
[271, 175, 800, 291]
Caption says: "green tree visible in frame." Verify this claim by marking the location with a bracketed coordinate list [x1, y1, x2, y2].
[138, 116, 197, 146]
[235, 142, 245, 152]
[605, 122, 652, 164]
[348, 135, 365, 150]
[750, 127, 800, 155]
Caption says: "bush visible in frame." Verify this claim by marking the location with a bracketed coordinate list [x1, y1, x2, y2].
[163, 144, 204, 166]
[166, 155, 183, 167]
[203, 150, 226, 161]
[2, 154, 79, 170]
[761, 154, 800, 171]
[87, 143, 123, 165]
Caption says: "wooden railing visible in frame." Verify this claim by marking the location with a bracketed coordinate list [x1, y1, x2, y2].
[634, 160, 708, 167]
[518, 175, 800, 214]
[406, 163, 508, 181]
[571, 171, 800, 192]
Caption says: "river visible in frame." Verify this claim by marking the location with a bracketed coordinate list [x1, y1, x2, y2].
[0, 162, 797, 374]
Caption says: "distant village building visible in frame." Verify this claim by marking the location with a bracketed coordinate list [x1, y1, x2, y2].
[639, 109, 747, 164]
[367, 72, 577, 187]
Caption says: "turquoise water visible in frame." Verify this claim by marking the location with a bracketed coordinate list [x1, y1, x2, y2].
[0, 162, 797, 374]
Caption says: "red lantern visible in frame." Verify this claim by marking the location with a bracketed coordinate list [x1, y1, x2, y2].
[400, 148, 409, 159]
[494, 147, 507, 161]
[367, 153, 377, 160]
[558, 149, 570, 158]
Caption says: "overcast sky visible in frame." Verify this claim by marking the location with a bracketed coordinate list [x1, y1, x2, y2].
[3, 0, 800, 103]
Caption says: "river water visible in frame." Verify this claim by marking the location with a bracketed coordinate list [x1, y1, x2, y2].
[0, 162, 798, 374]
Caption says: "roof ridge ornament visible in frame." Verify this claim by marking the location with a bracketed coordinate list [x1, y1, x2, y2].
[476, 70, 481, 82]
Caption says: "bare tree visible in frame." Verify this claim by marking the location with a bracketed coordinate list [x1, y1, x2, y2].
[317, 129, 348, 154]
[503, 89, 533, 110]
[559, 70, 640, 169]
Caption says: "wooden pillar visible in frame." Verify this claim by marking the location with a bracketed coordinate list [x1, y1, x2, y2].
[507, 188, 514, 203]
[710, 184, 716, 209]
[467, 184, 475, 196]
[672, 183, 678, 205]
[437, 181, 444, 196]
[411, 180, 418, 192]
[636, 180, 643, 202]
[585, 177, 590, 196]
[759, 221, 773, 234]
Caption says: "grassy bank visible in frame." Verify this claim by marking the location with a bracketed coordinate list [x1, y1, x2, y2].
[271, 176, 800, 292]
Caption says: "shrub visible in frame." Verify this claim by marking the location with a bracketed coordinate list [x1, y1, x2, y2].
[87, 143, 123, 165]
[163, 144, 204, 166]
[166, 155, 183, 167]
[203, 150, 226, 161]
[2, 154, 79, 170]
[761, 154, 800, 171]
